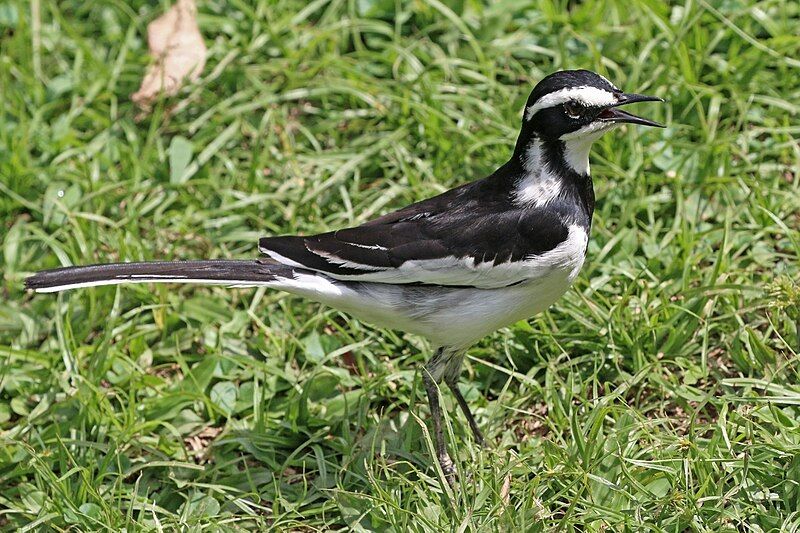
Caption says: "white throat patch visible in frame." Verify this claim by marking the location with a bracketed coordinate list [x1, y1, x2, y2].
[559, 122, 617, 175]
[514, 139, 563, 207]
[526, 86, 617, 120]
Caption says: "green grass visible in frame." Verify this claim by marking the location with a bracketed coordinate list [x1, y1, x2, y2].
[1, 0, 799, 530]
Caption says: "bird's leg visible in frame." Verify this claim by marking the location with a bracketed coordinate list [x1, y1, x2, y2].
[444, 373, 487, 448]
[422, 351, 455, 484]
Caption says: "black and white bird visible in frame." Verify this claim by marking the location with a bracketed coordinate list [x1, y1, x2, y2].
[25, 70, 663, 482]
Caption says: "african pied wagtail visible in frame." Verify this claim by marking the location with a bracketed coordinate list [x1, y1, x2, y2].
[26, 70, 664, 483]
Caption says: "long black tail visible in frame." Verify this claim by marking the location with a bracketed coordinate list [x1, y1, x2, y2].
[25, 259, 292, 293]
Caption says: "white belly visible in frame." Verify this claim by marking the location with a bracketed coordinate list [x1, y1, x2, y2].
[270, 226, 588, 348]
[349, 261, 583, 348]
[419, 270, 580, 347]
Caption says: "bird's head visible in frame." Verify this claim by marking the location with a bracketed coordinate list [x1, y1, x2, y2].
[524, 70, 664, 141]
[515, 69, 664, 175]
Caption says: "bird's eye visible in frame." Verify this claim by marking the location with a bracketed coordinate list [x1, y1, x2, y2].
[564, 102, 584, 119]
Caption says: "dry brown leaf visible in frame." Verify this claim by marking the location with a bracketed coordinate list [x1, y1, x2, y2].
[131, 0, 206, 112]
[184, 426, 223, 463]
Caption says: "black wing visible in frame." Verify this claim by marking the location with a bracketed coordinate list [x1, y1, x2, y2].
[259, 179, 575, 288]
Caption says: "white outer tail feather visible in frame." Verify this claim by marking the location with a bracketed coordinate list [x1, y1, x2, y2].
[30, 277, 277, 293]
[24, 260, 293, 293]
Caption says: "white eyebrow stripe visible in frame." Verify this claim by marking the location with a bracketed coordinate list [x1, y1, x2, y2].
[526, 86, 618, 120]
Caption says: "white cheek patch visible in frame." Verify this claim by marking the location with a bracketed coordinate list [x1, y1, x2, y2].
[526, 86, 617, 120]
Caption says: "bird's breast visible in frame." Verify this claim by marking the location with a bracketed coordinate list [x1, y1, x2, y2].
[516, 223, 588, 284]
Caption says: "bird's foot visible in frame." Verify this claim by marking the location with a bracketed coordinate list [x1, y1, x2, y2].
[439, 453, 456, 486]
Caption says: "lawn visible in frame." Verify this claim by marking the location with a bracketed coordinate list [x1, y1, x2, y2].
[1, 0, 799, 530]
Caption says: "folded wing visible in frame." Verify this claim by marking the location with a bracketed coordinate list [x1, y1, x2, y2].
[259, 200, 573, 289]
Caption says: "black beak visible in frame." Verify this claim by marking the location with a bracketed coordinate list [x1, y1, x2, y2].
[599, 93, 665, 128]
